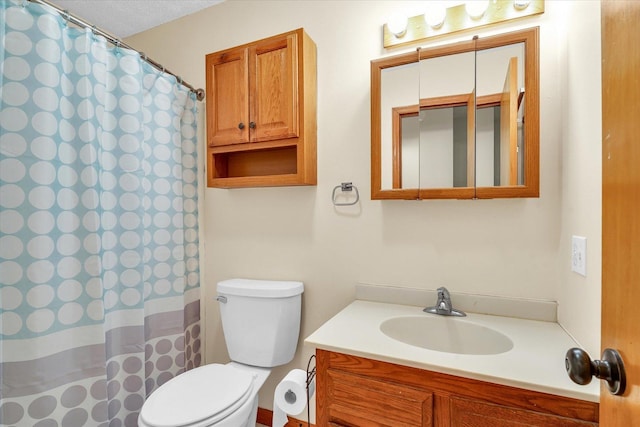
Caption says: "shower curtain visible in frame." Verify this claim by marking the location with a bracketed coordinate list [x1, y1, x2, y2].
[0, 1, 201, 426]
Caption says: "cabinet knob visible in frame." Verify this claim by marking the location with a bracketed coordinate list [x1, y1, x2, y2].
[238, 122, 245, 130]
[565, 347, 626, 395]
[249, 121, 256, 129]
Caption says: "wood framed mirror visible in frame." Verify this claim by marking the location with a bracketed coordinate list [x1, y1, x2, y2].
[371, 27, 539, 200]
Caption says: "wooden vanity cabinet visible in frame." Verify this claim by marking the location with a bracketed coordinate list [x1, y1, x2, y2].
[316, 350, 599, 427]
[325, 369, 433, 426]
[205, 28, 317, 188]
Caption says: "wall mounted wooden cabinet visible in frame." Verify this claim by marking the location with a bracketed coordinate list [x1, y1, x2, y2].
[317, 350, 599, 426]
[205, 28, 317, 188]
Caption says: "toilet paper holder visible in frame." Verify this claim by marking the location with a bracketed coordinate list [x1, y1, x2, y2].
[302, 355, 317, 425]
[273, 355, 317, 427]
[306, 354, 316, 390]
[285, 355, 316, 401]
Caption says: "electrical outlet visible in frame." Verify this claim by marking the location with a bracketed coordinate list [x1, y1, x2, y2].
[571, 236, 587, 276]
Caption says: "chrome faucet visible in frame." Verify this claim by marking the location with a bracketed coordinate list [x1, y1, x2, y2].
[423, 287, 466, 317]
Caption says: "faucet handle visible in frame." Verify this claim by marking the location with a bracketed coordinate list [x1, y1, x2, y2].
[437, 287, 450, 300]
[424, 287, 466, 316]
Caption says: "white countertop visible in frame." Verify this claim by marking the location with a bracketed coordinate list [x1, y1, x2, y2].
[305, 300, 599, 403]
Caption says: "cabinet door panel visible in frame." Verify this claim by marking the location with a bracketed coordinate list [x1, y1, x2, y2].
[450, 397, 598, 427]
[327, 370, 433, 427]
[207, 47, 249, 146]
[250, 34, 298, 142]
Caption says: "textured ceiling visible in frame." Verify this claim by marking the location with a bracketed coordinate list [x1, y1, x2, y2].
[53, 0, 225, 38]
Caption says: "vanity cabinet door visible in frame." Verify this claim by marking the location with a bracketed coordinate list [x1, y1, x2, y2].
[449, 396, 598, 427]
[325, 370, 433, 426]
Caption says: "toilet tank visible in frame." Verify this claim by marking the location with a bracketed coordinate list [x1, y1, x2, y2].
[217, 279, 304, 367]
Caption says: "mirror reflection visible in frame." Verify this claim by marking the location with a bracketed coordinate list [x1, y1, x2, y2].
[371, 28, 539, 200]
[416, 51, 475, 189]
[380, 61, 419, 190]
[475, 43, 525, 187]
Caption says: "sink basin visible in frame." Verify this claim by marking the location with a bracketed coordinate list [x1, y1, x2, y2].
[380, 315, 513, 355]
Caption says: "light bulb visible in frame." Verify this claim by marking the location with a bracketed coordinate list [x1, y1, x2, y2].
[513, 0, 531, 10]
[465, 0, 490, 19]
[387, 13, 408, 37]
[425, 3, 447, 29]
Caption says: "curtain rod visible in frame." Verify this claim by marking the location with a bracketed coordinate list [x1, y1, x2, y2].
[27, 0, 205, 101]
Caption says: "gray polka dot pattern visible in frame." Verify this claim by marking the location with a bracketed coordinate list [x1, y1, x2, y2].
[1, 377, 118, 426]
[0, 317, 202, 426]
[142, 321, 201, 396]
[0, 2, 202, 425]
[0, 402, 24, 424]
[28, 396, 57, 419]
[61, 385, 87, 408]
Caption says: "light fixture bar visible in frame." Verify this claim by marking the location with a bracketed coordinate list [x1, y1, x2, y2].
[383, 0, 544, 49]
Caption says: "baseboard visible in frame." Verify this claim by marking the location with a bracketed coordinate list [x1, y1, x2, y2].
[256, 407, 315, 427]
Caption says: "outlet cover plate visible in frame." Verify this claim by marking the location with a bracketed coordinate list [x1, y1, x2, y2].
[572, 236, 587, 276]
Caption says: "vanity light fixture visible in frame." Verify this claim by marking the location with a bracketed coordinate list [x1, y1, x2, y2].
[383, 0, 544, 48]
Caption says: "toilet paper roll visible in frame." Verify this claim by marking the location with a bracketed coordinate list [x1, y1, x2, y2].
[273, 369, 315, 427]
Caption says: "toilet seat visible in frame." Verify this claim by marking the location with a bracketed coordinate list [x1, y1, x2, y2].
[138, 363, 255, 427]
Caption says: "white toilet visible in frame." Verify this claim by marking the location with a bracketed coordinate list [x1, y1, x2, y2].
[138, 278, 304, 427]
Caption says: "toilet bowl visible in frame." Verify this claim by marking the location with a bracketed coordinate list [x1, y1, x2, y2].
[138, 362, 270, 427]
[138, 279, 303, 427]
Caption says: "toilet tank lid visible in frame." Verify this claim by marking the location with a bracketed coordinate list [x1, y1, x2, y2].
[217, 278, 304, 298]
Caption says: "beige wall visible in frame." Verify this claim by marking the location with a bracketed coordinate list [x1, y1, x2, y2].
[557, 0, 602, 358]
[127, 0, 602, 414]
